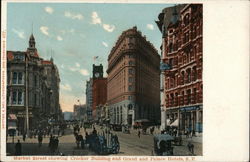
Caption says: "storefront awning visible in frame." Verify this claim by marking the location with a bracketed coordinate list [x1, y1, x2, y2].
[166, 119, 171, 126]
[170, 119, 179, 127]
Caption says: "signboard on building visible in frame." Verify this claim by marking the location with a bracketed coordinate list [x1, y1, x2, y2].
[160, 62, 171, 71]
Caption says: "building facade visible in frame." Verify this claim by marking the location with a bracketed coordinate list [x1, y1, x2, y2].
[156, 4, 203, 133]
[107, 27, 160, 127]
[85, 78, 93, 121]
[73, 104, 87, 121]
[92, 64, 107, 121]
[7, 34, 61, 133]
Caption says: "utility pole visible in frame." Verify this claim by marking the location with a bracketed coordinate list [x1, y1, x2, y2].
[25, 54, 29, 136]
[160, 32, 167, 131]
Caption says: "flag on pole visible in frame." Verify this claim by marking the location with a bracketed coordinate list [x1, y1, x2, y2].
[93, 56, 99, 61]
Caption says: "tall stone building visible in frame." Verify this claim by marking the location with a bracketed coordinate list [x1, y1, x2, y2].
[7, 34, 61, 133]
[42, 58, 60, 120]
[85, 78, 93, 121]
[92, 64, 107, 121]
[156, 4, 203, 133]
[107, 27, 160, 126]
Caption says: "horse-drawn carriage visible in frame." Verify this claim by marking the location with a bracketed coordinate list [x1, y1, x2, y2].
[86, 132, 120, 155]
[153, 134, 174, 156]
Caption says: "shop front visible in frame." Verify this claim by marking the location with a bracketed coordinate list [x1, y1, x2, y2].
[179, 105, 203, 134]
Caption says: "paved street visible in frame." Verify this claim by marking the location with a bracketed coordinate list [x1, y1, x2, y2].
[7, 125, 202, 156]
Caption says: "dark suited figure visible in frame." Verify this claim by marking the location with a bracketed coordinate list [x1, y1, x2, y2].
[15, 140, 22, 155]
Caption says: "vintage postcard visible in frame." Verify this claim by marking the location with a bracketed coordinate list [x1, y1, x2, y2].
[1, 0, 249, 162]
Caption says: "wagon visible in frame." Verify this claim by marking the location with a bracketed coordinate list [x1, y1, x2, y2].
[86, 132, 120, 155]
[153, 134, 174, 156]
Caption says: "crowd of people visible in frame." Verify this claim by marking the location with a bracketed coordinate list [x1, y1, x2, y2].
[14, 124, 66, 155]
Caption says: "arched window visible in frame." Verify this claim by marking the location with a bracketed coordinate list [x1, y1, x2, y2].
[186, 68, 191, 83]
[184, 14, 190, 26]
[181, 71, 185, 85]
[193, 66, 197, 81]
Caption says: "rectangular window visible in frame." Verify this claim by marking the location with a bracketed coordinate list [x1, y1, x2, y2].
[7, 71, 10, 85]
[34, 94, 37, 106]
[12, 90, 23, 105]
[7, 90, 10, 105]
[129, 69, 133, 74]
[12, 72, 17, 84]
[34, 75, 37, 87]
[18, 91, 23, 105]
[129, 77, 133, 83]
[12, 72, 24, 85]
[12, 91, 17, 104]
[128, 85, 133, 91]
[18, 72, 23, 84]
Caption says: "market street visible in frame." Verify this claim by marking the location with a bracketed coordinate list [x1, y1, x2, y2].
[7, 125, 202, 156]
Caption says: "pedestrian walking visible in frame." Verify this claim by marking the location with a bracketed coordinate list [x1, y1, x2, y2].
[92, 127, 97, 135]
[138, 130, 141, 138]
[15, 140, 22, 155]
[38, 133, 43, 147]
[57, 129, 60, 137]
[55, 137, 59, 152]
[187, 141, 194, 155]
[22, 132, 26, 142]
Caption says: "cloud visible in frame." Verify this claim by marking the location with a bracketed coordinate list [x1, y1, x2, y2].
[102, 41, 108, 47]
[147, 24, 154, 30]
[90, 11, 115, 33]
[79, 69, 89, 76]
[75, 63, 80, 67]
[45, 6, 54, 14]
[69, 28, 75, 33]
[12, 28, 25, 39]
[57, 35, 63, 41]
[103, 24, 115, 32]
[69, 67, 78, 72]
[64, 11, 83, 20]
[91, 11, 101, 24]
[61, 83, 72, 91]
[69, 64, 89, 76]
[60, 64, 64, 69]
[40, 26, 49, 36]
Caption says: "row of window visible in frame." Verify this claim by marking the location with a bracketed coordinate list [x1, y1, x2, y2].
[7, 90, 24, 105]
[8, 71, 40, 87]
[7, 90, 41, 106]
[167, 67, 198, 89]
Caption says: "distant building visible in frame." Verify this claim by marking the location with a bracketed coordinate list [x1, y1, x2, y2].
[73, 104, 87, 121]
[85, 78, 93, 121]
[42, 58, 60, 121]
[63, 111, 73, 121]
[156, 4, 203, 133]
[7, 34, 62, 133]
[92, 64, 107, 121]
[107, 27, 160, 126]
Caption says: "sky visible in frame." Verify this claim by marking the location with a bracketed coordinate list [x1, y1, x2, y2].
[7, 2, 175, 112]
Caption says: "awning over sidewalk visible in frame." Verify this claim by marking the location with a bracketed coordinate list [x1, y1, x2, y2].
[170, 119, 179, 127]
[166, 119, 171, 126]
